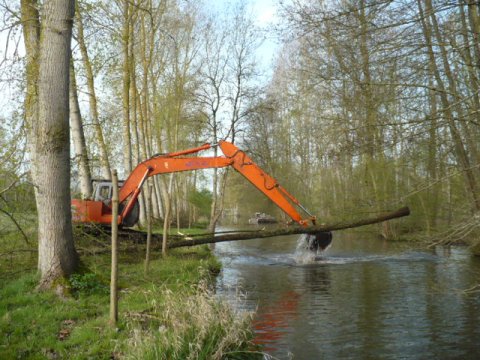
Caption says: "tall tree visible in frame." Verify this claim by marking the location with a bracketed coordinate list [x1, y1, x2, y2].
[36, 0, 78, 288]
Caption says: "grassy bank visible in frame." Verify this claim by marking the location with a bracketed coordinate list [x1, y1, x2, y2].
[0, 223, 260, 359]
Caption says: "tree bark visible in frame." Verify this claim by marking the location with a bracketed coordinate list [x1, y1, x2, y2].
[36, 0, 78, 289]
[80, 207, 411, 252]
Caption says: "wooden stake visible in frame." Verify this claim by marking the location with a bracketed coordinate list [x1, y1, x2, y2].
[109, 169, 119, 326]
[144, 183, 152, 274]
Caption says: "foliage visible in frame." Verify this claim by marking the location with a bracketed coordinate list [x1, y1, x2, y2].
[188, 188, 213, 219]
[221, 0, 480, 238]
[0, 0, 478, 246]
[69, 273, 109, 295]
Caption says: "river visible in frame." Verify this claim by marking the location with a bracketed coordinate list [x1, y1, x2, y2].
[214, 228, 480, 359]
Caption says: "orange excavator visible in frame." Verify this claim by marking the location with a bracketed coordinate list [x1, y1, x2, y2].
[72, 140, 332, 250]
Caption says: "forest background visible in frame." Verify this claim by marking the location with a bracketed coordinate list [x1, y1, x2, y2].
[2, 0, 480, 257]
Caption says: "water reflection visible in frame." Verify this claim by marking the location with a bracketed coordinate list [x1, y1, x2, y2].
[302, 265, 331, 294]
[253, 290, 301, 351]
[215, 229, 480, 359]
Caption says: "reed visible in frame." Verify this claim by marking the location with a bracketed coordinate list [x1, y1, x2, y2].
[123, 281, 259, 359]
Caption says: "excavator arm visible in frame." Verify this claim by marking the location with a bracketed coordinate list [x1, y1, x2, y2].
[72, 141, 316, 228]
[218, 141, 315, 226]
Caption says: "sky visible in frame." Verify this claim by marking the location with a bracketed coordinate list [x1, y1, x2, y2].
[251, 0, 281, 77]
[209, 0, 281, 78]
[252, 0, 277, 25]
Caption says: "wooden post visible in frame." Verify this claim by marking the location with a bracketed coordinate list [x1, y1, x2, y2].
[144, 182, 153, 274]
[110, 169, 119, 326]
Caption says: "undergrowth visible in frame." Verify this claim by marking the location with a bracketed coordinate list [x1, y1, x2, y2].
[0, 226, 261, 359]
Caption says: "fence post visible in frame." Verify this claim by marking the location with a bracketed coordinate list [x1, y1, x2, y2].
[110, 169, 119, 326]
[144, 182, 153, 274]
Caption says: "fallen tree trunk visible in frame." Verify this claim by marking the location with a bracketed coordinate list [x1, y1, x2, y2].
[168, 206, 410, 249]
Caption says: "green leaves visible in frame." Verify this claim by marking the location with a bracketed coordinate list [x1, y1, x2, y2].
[69, 273, 108, 295]
[188, 188, 212, 219]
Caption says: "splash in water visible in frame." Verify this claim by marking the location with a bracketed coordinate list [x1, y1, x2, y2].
[294, 234, 331, 264]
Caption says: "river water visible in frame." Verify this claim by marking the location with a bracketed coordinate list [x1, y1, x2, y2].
[214, 228, 480, 359]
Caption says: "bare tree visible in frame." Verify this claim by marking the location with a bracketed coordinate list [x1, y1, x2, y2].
[197, 2, 260, 232]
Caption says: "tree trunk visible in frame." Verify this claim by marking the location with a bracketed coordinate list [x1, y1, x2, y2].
[122, 0, 133, 175]
[154, 177, 164, 219]
[20, 0, 40, 206]
[75, 3, 111, 179]
[36, 0, 78, 289]
[208, 144, 219, 233]
[69, 59, 93, 198]
[169, 207, 411, 249]
[144, 182, 152, 274]
[83, 208, 411, 253]
[161, 175, 174, 256]
[467, 0, 480, 66]
[110, 169, 119, 326]
[426, 76, 439, 231]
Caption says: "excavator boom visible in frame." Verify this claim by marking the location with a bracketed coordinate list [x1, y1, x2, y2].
[72, 141, 316, 228]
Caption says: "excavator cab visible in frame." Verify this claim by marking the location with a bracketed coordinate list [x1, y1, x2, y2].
[91, 180, 125, 204]
[72, 180, 139, 228]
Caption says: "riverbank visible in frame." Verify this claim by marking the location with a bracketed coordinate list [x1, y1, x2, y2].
[0, 225, 261, 359]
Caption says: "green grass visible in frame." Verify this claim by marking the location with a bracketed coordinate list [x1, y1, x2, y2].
[0, 226, 261, 360]
[1, 273, 116, 359]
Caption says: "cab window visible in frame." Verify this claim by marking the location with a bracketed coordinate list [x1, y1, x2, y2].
[98, 185, 111, 201]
